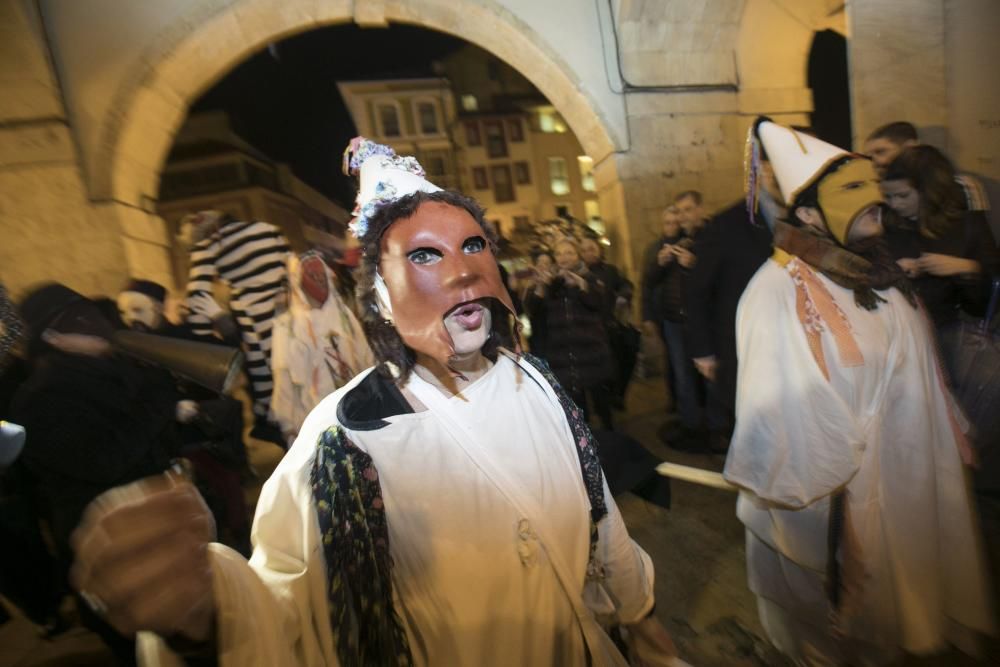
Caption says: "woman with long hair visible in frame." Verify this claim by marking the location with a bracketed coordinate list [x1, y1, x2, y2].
[880, 145, 999, 327]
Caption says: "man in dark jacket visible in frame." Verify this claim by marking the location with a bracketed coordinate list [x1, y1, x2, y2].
[684, 202, 773, 451]
[642, 197, 702, 445]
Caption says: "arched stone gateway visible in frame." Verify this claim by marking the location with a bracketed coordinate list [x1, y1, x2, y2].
[37, 0, 999, 300]
[103, 0, 623, 210]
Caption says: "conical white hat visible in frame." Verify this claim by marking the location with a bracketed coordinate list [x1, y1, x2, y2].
[755, 120, 851, 205]
[342, 137, 441, 238]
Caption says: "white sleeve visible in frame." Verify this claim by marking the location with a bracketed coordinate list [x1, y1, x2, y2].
[136, 543, 319, 666]
[590, 477, 656, 625]
[724, 265, 864, 508]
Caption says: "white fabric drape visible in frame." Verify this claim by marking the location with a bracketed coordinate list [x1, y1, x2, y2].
[269, 255, 374, 439]
[725, 258, 994, 665]
[142, 353, 654, 666]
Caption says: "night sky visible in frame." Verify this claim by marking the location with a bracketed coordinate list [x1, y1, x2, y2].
[190, 24, 468, 207]
[188, 23, 851, 210]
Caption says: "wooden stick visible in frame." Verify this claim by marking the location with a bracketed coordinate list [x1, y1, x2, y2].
[656, 461, 738, 492]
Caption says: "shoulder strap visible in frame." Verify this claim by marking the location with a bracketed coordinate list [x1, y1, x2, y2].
[516, 352, 607, 523]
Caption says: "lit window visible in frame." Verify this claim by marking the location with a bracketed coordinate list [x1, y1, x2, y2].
[462, 95, 478, 112]
[379, 105, 400, 137]
[549, 157, 570, 195]
[472, 167, 488, 190]
[484, 120, 507, 158]
[514, 161, 531, 185]
[417, 102, 438, 134]
[492, 165, 515, 203]
[578, 156, 596, 192]
[584, 200, 603, 233]
[538, 109, 567, 134]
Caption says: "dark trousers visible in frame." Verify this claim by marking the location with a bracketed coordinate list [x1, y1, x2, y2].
[661, 320, 703, 429]
[569, 384, 615, 431]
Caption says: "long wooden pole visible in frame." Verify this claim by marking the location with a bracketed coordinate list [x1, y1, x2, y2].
[656, 461, 738, 492]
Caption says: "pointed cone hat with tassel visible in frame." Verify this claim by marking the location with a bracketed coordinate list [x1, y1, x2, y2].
[749, 117, 883, 245]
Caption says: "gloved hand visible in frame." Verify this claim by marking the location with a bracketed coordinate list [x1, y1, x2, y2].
[175, 400, 199, 423]
[189, 293, 224, 321]
[70, 468, 217, 642]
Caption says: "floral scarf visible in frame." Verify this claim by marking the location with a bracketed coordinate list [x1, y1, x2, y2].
[310, 353, 607, 666]
[773, 220, 917, 310]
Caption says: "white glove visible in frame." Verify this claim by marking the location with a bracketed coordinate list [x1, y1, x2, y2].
[188, 293, 224, 320]
[175, 400, 199, 424]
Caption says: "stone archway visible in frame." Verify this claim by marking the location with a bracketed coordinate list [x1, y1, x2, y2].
[102, 0, 623, 209]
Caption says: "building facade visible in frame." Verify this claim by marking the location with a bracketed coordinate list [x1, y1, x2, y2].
[157, 111, 350, 286]
[3, 0, 997, 299]
[337, 78, 460, 192]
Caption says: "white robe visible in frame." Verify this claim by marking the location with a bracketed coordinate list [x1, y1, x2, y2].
[269, 257, 374, 439]
[141, 353, 653, 666]
[724, 257, 994, 665]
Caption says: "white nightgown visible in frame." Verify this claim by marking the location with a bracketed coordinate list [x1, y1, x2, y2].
[725, 257, 994, 665]
[141, 352, 654, 666]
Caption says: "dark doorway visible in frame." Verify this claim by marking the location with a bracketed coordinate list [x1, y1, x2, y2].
[807, 29, 852, 149]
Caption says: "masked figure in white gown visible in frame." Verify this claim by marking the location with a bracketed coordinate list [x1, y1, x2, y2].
[725, 118, 995, 666]
[69, 138, 690, 667]
[269, 250, 374, 445]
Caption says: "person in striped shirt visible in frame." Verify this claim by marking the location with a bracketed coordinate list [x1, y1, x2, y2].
[178, 210, 290, 443]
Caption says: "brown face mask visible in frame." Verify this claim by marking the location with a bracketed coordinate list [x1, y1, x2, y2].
[378, 201, 516, 368]
[298, 254, 330, 306]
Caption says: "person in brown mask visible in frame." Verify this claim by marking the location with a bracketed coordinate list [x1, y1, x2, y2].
[269, 250, 373, 445]
[68, 139, 690, 667]
[724, 119, 994, 665]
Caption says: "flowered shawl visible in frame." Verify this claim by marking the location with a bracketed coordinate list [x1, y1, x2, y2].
[310, 353, 607, 666]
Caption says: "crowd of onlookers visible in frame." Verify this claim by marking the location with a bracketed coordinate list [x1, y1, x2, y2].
[1, 116, 997, 662]
[625, 120, 998, 463]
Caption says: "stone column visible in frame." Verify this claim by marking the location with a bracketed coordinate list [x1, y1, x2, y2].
[847, 0, 948, 149]
[0, 2, 128, 298]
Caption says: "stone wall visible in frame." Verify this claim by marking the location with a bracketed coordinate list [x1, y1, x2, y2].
[7, 0, 995, 300]
[598, 0, 831, 275]
[0, 1, 130, 299]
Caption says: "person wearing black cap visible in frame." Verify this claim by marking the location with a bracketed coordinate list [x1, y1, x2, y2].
[11, 282, 178, 664]
[117, 278, 251, 552]
[117, 278, 238, 344]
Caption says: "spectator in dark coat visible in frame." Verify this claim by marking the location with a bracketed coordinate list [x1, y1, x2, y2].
[580, 236, 637, 408]
[642, 196, 703, 446]
[525, 238, 614, 429]
[684, 202, 773, 449]
[522, 250, 555, 357]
